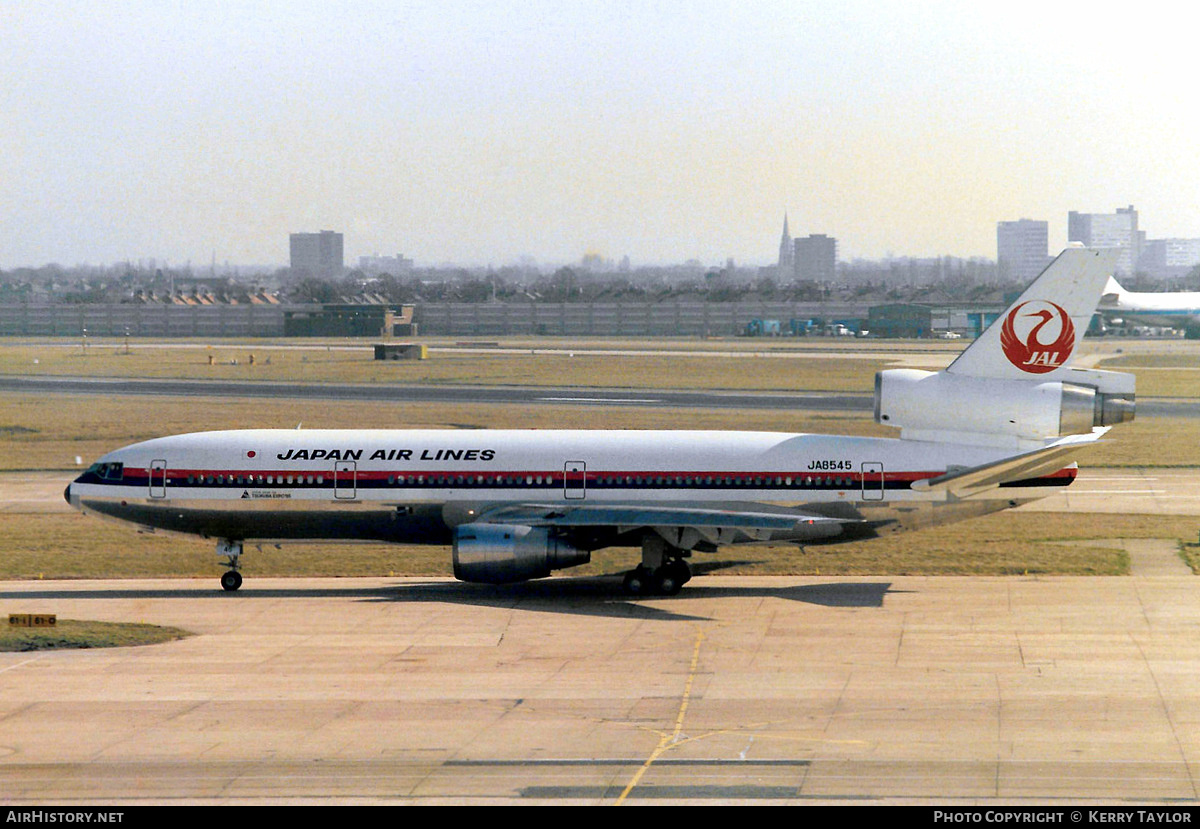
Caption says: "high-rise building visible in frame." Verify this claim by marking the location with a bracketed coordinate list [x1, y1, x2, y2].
[794, 234, 837, 281]
[997, 219, 1049, 282]
[358, 253, 413, 276]
[1068, 206, 1142, 275]
[290, 231, 344, 279]
[1138, 238, 1200, 279]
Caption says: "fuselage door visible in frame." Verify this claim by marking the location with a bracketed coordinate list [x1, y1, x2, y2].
[564, 461, 586, 500]
[861, 461, 884, 501]
[149, 459, 167, 499]
[334, 461, 357, 500]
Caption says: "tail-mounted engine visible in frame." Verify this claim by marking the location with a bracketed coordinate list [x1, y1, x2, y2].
[452, 523, 591, 584]
[874, 367, 1135, 446]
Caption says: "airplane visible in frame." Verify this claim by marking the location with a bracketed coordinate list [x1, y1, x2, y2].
[1098, 276, 1200, 330]
[65, 246, 1135, 596]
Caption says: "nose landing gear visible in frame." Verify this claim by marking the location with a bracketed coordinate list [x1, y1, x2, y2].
[217, 540, 243, 592]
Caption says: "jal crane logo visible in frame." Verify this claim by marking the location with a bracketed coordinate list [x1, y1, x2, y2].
[1000, 300, 1075, 374]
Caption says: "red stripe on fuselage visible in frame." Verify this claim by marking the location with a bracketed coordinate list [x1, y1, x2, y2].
[105, 466, 1078, 486]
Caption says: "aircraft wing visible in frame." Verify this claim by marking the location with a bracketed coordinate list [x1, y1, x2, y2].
[475, 502, 853, 543]
[909, 428, 1107, 497]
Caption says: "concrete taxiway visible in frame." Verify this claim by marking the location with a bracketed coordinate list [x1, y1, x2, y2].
[3, 573, 1200, 805]
[1, 468, 1199, 803]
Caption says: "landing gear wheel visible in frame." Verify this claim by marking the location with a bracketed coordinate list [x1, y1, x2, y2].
[623, 566, 651, 596]
[654, 560, 692, 595]
[654, 568, 684, 596]
[216, 540, 244, 592]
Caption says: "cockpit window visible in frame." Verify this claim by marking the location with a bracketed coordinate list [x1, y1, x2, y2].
[88, 462, 124, 481]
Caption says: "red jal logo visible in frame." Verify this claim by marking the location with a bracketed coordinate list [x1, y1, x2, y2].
[1000, 300, 1075, 373]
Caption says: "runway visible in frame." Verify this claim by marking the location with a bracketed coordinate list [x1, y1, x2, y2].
[0, 374, 866, 411]
[1, 374, 1197, 417]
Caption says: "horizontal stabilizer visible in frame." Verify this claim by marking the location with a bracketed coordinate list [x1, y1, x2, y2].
[910, 429, 1107, 496]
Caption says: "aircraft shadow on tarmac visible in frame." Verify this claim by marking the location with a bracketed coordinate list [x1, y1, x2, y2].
[374, 577, 897, 622]
[0, 565, 895, 623]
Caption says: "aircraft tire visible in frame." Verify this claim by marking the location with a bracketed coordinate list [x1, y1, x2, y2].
[623, 567, 650, 596]
[675, 560, 692, 586]
[654, 567, 684, 596]
[220, 570, 243, 592]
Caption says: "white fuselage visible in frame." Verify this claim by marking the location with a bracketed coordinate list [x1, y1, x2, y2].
[66, 428, 1074, 548]
[1100, 279, 1200, 327]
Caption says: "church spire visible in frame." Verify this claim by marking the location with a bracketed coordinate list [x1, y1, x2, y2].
[778, 211, 794, 274]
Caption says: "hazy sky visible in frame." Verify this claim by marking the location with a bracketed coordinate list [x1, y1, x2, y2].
[3, 1, 1197, 269]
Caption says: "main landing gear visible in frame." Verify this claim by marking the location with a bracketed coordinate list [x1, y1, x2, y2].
[217, 539, 243, 592]
[622, 535, 692, 596]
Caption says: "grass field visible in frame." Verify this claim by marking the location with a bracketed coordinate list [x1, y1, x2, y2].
[0, 340, 908, 391]
[0, 619, 190, 652]
[3, 390, 1197, 470]
[2, 334, 1198, 579]
[3, 508, 1186, 580]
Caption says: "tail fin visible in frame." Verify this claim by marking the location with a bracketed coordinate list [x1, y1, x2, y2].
[874, 245, 1134, 448]
[1099, 275, 1125, 308]
[946, 246, 1119, 380]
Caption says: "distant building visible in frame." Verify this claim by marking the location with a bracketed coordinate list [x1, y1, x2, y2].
[290, 231, 344, 279]
[794, 234, 837, 281]
[997, 219, 1049, 282]
[1138, 238, 1200, 280]
[283, 303, 413, 337]
[358, 253, 413, 276]
[868, 303, 994, 339]
[1068, 206, 1142, 275]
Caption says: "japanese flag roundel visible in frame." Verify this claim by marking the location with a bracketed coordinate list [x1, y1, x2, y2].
[999, 300, 1075, 374]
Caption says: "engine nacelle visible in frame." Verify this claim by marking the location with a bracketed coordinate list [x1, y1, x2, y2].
[452, 523, 591, 584]
[874, 368, 1135, 445]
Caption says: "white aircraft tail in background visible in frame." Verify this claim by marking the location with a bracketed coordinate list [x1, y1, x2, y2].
[1098, 275, 1200, 330]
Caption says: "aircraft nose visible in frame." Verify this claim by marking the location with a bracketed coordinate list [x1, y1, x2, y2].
[64, 483, 72, 504]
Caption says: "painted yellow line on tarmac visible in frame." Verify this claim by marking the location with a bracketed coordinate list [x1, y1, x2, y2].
[615, 625, 706, 805]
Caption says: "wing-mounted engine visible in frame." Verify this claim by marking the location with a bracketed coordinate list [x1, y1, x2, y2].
[874, 367, 1135, 448]
[452, 523, 590, 584]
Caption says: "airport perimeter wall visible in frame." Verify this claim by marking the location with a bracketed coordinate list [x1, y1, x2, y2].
[0, 301, 872, 338]
[401, 301, 869, 336]
[0, 303, 292, 337]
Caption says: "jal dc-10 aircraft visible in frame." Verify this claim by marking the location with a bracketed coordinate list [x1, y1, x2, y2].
[1099, 276, 1200, 330]
[66, 246, 1135, 595]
